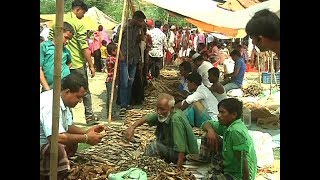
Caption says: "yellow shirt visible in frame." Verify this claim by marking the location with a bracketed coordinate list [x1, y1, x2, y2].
[100, 46, 107, 59]
[49, 12, 88, 69]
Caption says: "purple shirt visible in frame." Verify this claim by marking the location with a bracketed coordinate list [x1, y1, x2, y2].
[197, 33, 206, 44]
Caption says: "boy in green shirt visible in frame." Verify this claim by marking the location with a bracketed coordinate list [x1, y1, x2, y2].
[40, 22, 74, 92]
[201, 98, 257, 180]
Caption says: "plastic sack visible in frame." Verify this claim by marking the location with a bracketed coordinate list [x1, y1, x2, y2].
[227, 88, 243, 97]
[108, 168, 147, 180]
[248, 131, 275, 168]
[223, 58, 234, 74]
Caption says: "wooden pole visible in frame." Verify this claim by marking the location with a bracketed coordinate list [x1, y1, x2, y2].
[269, 52, 273, 95]
[50, 0, 64, 179]
[271, 52, 278, 87]
[108, 0, 128, 123]
[257, 53, 261, 86]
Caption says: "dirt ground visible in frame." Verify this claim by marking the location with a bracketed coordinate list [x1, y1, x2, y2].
[72, 72, 111, 126]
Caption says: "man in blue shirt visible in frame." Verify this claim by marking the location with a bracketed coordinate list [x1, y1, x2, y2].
[222, 50, 246, 92]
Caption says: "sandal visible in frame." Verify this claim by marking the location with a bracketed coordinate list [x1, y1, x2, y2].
[119, 108, 126, 117]
[86, 115, 100, 125]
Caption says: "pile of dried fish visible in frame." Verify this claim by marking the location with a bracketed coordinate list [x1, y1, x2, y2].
[67, 163, 115, 180]
[243, 83, 263, 97]
[145, 68, 187, 102]
[66, 78, 204, 179]
[145, 78, 187, 102]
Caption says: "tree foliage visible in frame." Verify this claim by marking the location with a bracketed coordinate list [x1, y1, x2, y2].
[40, 0, 191, 27]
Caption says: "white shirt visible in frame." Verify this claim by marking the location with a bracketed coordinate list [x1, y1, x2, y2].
[149, 28, 167, 57]
[212, 86, 227, 102]
[185, 84, 219, 120]
[197, 61, 213, 88]
[40, 28, 50, 41]
[40, 90, 73, 147]
[206, 34, 214, 44]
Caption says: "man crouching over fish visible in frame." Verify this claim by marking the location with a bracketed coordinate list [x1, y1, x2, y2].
[125, 93, 199, 169]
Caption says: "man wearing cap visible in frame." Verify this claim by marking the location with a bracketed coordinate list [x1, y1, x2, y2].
[167, 25, 176, 61]
[148, 20, 167, 78]
[190, 53, 213, 88]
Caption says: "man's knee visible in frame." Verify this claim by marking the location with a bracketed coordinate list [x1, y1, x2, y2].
[65, 143, 78, 157]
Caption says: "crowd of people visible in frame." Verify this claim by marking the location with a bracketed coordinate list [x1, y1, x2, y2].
[40, 0, 280, 179]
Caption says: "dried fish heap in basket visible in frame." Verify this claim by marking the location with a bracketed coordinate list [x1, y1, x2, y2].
[243, 83, 263, 97]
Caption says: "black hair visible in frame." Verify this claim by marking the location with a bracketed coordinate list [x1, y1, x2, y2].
[189, 50, 197, 58]
[98, 25, 103, 31]
[133, 10, 146, 19]
[179, 61, 192, 73]
[155, 20, 162, 28]
[107, 42, 117, 55]
[230, 50, 242, 57]
[245, 9, 280, 41]
[208, 67, 220, 77]
[63, 22, 75, 35]
[61, 72, 88, 92]
[102, 40, 107, 46]
[71, 0, 88, 12]
[186, 72, 202, 86]
[197, 43, 206, 53]
[218, 98, 243, 119]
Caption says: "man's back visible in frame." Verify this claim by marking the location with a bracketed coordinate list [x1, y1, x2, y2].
[232, 58, 246, 87]
[149, 28, 166, 57]
[197, 61, 213, 87]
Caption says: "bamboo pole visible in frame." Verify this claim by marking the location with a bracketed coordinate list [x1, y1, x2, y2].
[108, 0, 128, 123]
[50, 0, 64, 179]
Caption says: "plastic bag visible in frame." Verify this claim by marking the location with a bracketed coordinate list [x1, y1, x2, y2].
[108, 168, 147, 180]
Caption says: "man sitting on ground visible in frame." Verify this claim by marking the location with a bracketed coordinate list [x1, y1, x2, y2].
[191, 52, 213, 88]
[201, 98, 257, 180]
[222, 50, 246, 92]
[40, 73, 106, 180]
[208, 67, 227, 102]
[175, 72, 219, 127]
[125, 93, 198, 170]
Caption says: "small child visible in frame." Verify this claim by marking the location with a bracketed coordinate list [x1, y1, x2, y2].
[100, 40, 108, 73]
[105, 42, 118, 118]
[208, 67, 227, 102]
[201, 98, 257, 180]
[40, 22, 74, 92]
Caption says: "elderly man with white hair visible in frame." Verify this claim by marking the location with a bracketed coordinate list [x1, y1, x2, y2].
[125, 93, 198, 170]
